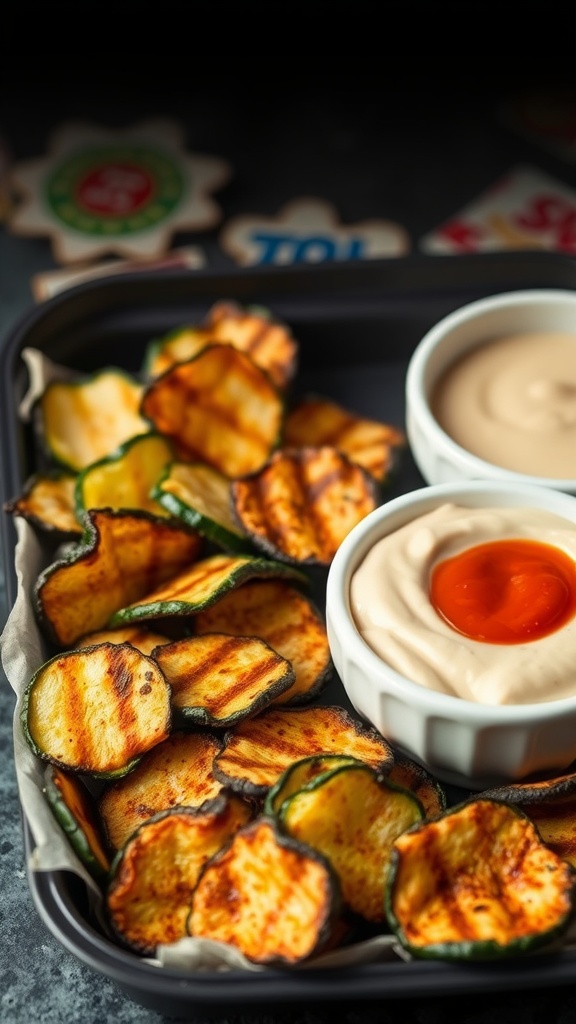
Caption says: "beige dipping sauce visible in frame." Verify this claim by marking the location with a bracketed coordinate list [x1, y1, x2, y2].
[432, 331, 576, 478]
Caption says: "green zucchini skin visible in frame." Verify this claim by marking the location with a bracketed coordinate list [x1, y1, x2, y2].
[385, 798, 576, 962]
[151, 461, 254, 554]
[42, 764, 112, 882]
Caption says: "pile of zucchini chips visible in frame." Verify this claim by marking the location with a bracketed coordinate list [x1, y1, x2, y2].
[8, 301, 576, 966]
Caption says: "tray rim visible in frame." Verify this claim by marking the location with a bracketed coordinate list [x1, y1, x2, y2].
[5, 250, 576, 1011]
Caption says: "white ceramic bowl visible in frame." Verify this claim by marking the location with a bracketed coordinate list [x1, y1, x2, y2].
[405, 288, 576, 494]
[326, 480, 576, 791]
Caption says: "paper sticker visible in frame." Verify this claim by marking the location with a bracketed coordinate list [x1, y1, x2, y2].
[30, 246, 206, 302]
[220, 197, 410, 266]
[420, 166, 576, 255]
[8, 119, 232, 265]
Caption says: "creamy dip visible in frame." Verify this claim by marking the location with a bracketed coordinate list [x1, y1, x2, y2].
[431, 332, 576, 478]
[350, 503, 576, 706]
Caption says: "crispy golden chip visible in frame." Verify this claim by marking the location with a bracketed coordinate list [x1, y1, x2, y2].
[39, 368, 149, 471]
[213, 705, 395, 797]
[201, 300, 298, 390]
[140, 343, 283, 479]
[231, 445, 379, 566]
[106, 795, 252, 955]
[388, 750, 447, 820]
[193, 579, 332, 705]
[152, 460, 249, 552]
[22, 643, 172, 779]
[387, 798, 576, 960]
[264, 754, 362, 817]
[143, 325, 213, 379]
[3, 471, 82, 537]
[34, 508, 203, 648]
[280, 763, 423, 923]
[188, 816, 340, 964]
[75, 432, 174, 518]
[99, 730, 225, 850]
[75, 625, 174, 656]
[517, 795, 576, 869]
[108, 552, 307, 629]
[481, 768, 576, 804]
[153, 633, 295, 728]
[284, 394, 405, 482]
[43, 764, 112, 880]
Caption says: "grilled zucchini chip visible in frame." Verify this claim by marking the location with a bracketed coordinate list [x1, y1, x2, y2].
[39, 368, 149, 472]
[188, 816, 340, 965]
[213, 705, 395, 798]
[279, 763, 424, 923]
[388, 750, 447, 820]
[140, 343, 283, 479]
[34, 508, 203, 648]
[480, 768, 576, 868]
[22, 643, 172, 779]
[99, 730, 225, 850]
[152, 461, 250, 552]
[3, 471, 82, 538]
[108, 552, 307, 629]
[284, 394, 405, 482]
[106, 794, 252, 955]
[201, 300, 299, 391]
[75, 625, 174, 656]
[386, 798, 576, 961]
[143, 325, 212, 379]
[153, 633, 295, 728]
[264, 754, 365, 817]
[231, 445, 379, 566]
[193, 579, 332, 705]
[74, 432, 174, 518]
[43, 764, 112, 880]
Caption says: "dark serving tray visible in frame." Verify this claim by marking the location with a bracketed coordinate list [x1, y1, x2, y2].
[4, 251, 576, 1017]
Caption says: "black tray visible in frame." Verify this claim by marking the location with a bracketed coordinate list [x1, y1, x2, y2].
[4, 252, 576, 1017]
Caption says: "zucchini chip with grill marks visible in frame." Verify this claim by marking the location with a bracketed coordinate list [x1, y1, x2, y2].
[3, 471, 82, 538]
[75, 625, 174, 656]
[106, 794, 252, 955]
[74, 432, 174, 519]
[99, 730, 225, 850]
[153, 633, 295, 728]
[193, 579, 332, 705]
[480, 769, 576, 869]
[22, 643, 172, 779]
[201, 300, 299, 391]
[39, 367, 149, 472]
[140, 343, 284, 479]
[188, 816, 340, 965]
[152, 460, 250, 553]
[386, 798, 576, 961]
[43, 764, 112, 881]
[284, 394, 405, 483]
[279, 763, 424, 923]
[34, 508, 203, 648]
[231, 445, 379, 566]
[108, 552, 307, 629]
[213, 705, 395, 798]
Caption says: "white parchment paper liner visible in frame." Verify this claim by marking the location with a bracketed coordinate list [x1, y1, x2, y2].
[0, 348, 408, 972]
[5, 347, 576, 970]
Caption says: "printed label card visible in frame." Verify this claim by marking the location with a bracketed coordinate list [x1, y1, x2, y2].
[420, 166, 576, 255]
[8, 119, 232, 265]
[220, 197, 410, 266]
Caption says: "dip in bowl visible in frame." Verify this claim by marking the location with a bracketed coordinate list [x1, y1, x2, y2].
[405, 289, 576, 493]
[326, 481, 576, 790]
